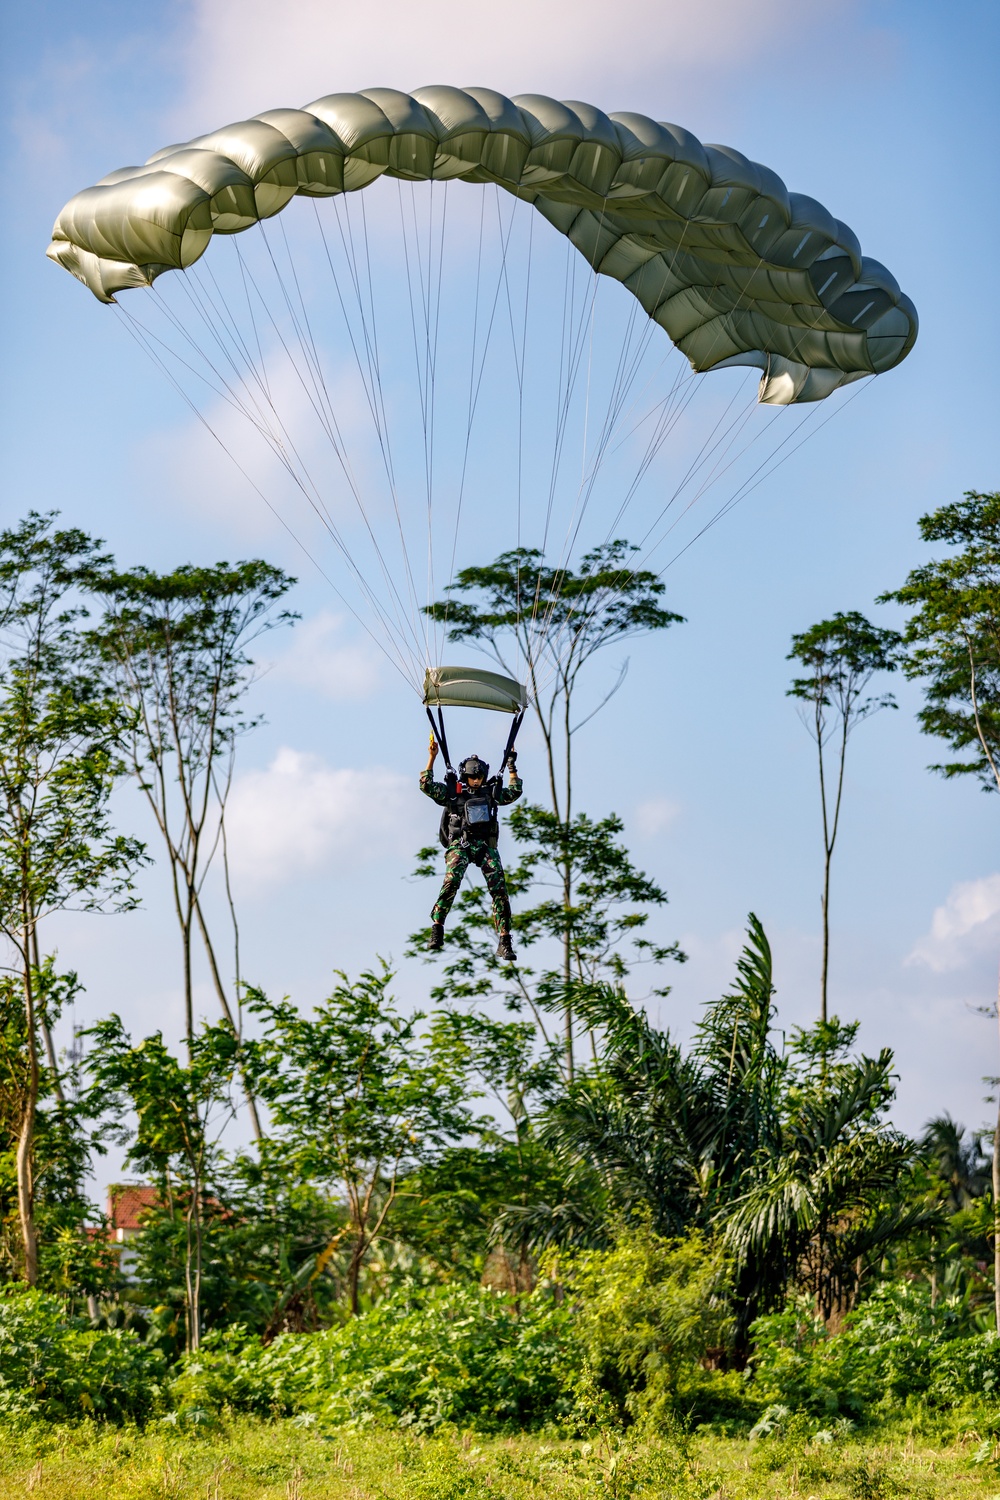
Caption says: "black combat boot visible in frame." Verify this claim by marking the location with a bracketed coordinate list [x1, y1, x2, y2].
[427, 922, 445, 951]
[496, 933, 516, 962]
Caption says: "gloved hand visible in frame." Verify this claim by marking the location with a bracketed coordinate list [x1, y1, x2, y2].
[506, 750, 518, 774]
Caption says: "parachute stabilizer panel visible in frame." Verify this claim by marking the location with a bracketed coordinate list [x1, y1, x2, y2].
[424, 666, 527, 715]
[46, 87, 917, 403]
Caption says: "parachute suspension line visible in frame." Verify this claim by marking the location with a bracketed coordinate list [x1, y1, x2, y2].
[314, 189, 429, 672]
[396, 176, 451, 670]
[397, 179, 437, 665]
[658, 377, 874, 576]
[112, 301, 417, 692]
[515, 197, 534, 687]
[425, 705, 454, 773]
[537, 231, 775, 668]
[441, 183, 524, 665]
[343, 185, 427, 644]
[226, 227, 427, 671]
[151, 241, 425, 680]
[443, 184, 488, 649]
[324, 187, 423, 646]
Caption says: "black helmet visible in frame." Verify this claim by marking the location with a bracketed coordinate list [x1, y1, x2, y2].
[459, 755, 489, 781]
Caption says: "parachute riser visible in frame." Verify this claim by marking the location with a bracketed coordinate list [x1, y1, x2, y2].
[425, 703, 525, 780]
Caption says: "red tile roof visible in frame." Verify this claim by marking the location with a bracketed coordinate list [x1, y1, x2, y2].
[107, 1184, 158, 1232]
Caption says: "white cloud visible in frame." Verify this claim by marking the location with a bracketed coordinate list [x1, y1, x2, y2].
[226, 747, 416, 886]
[177, 0, 850, 131]
[907, 874, 1000, 974]
[269, 610, 381, 700]
[634, 796, 680, 837]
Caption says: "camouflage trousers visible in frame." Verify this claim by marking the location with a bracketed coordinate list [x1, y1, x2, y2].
[432, 841, 512, 934]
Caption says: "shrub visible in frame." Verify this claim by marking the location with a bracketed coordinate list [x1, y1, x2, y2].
[0, 1287, 165, 1423]
[751, 1281, 999, 1419]
[928, 1332, 1000, 1404]
[167, 1282, 579, 1432]
[557, 1225, 743, 1428]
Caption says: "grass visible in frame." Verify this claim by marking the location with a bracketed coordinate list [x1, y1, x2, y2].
[3, 1417, 1000, 1500]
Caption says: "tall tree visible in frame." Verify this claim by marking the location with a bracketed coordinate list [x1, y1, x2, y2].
[880, 490, 1000, 1330]
[423, 540, 682, 1074]
[244, 966, 474, 1315]
[529, 920, 924, 1359]
[410, 805, 683, 1081]
[88, 562, 295, 1120]
[0, 513, 143, 1284]
[85, 1014, 240, 1351]
[787, 612, 902, 1022]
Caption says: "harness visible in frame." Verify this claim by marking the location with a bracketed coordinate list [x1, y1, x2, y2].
[425, 699, 523, 850]
[438, 778, 502, 849]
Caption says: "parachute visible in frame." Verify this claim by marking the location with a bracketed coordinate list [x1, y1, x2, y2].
[48, 87, 916, 404]
[46, 88, 917, 713]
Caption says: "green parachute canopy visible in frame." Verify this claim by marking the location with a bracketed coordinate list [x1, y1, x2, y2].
[47, 87, 916, 405]
[424, 665, 527, 715]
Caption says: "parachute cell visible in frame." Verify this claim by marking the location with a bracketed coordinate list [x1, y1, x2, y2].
[46, 87, 917, 405]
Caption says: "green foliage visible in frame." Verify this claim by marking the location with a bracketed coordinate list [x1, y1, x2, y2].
[880, 489, 1000, 789]
[424, 542, 682, 705]
[412, 805, 682, 1026]
[751, 1282, 1000, 1418]
[557, 1225, 739, 1428]
[84, 1014, 242, 1350]
[0, 1287, 165, 1423]
[533, 922, 923, 1360]
[86, 555, 297, 1054]
[0, 512, 145, 939]
[725, 1018, 924, 1326]
[166, 1283, 579, 1432]
[787, 612, 902, 723]
[244, 966, 478, 1313]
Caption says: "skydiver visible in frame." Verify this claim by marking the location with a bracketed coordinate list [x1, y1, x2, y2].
[421, 735, 522, 961]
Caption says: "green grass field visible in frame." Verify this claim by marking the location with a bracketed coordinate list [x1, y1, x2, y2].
[3, 1418, 1000, 1500]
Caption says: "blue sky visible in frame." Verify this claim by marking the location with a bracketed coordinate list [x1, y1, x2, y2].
[2, 0, 998, 1167]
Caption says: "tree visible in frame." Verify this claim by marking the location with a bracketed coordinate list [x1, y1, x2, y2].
[410, 804, 684, 1082]
[0, 513, 144, 1285]
[0, 964, 118, 1303]
[880, 490, 1000, 1329]
[787, 612, 902, 1022]
[724, 1018, 923, 1332]
[87, 561, 295, 1128]
[85, 1014, 241, 1351]
[244, 966, 475, 1315]
[880, 491, 1000, 790]
[424, 541, 682, 1074]
[527, 919, 923, 1360]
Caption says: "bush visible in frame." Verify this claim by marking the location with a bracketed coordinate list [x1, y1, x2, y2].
[751, 1281, 1000, 1419]
[557, 1225, 744, 1429]
[167, 1282, 579, 1432]
[928, 1332, 1000, 1404]
[0, 1287, 165, 1423]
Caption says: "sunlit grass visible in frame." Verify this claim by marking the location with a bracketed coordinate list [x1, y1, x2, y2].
[3, 1417, 999, 1499]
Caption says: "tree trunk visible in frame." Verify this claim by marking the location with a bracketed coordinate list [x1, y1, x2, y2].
[31, 924, 66, 1107]
[820, 847, 831, 1027]
[562, 689, 574, 1081]
[348, 1239, 363, 1317]
[994, 963, 1000, 1336]
[193, 894, 262, 1140]
[182, 900, 194, 1057]
[16, 934, 39, 1285]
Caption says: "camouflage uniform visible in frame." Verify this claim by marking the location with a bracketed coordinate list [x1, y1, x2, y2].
[420, 769, 522, 933]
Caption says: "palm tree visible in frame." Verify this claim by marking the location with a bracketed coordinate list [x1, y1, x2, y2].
[521, 917, 927, 1357]
[920, 1114, 990, 1213]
